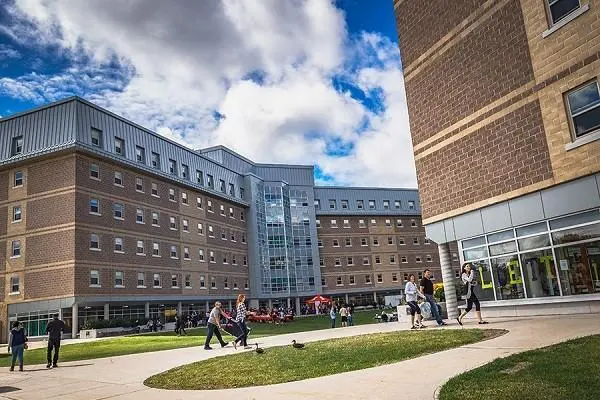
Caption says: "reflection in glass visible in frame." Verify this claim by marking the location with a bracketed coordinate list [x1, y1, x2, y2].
[516, 222, 547, 237]
[518, 234, 551, 251]
[554, 241, 600, 295]
[551, 222, 600, 245]
[520, 250, 560, 298]
[467, 260, 495, 301]
[491, 255, 525, 300]
[489, 241, 517, 256]
[463, 246, 488, 261]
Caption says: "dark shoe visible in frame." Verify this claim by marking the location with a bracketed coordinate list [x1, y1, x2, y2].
[52, 364, 58, 368]
[439, 322, 447, 326]
[19, 366, 23, 372]
[204, 346, 213, 350]
[244, 346, 253, 349]
[9, 366, 14, 372]
[410, 325, 417, 330]
[46, 364, 52, 369]
[478, 321, 489, 324]
[221, 342, 229, 348]
[456, 318, 463, 326]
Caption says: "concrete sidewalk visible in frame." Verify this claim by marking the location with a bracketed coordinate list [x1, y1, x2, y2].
[0, 315, 598, 400]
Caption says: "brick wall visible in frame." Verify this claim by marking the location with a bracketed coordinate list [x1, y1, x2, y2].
[27, 156, 75, 195]
[24, 266, 74, 300]
[25, 230, 75, 266]
[415, 101, 553, 218]
[26, 192, 75, 230]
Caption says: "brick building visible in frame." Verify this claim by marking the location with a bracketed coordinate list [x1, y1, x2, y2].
[394, 0, 600, 317]
[0, 97, 447, 341]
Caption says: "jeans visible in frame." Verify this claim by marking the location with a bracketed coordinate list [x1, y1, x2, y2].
[348, 315, 353, 326]
[11, 344, 24, 367]
[204, 323, 226, 348]
[425, 294, 443, 325]
[47, 338, 61, 365]
[331, 318, 336, 328]
[235, 320, 249, 347]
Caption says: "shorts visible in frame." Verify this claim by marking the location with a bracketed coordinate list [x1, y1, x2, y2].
[341, 316, 348, 322]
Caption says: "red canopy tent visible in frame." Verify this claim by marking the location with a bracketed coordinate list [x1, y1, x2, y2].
[305, 295, 332, 304]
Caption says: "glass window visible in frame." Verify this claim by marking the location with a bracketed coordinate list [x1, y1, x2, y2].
[115, 271, 124, 287]
[383, 200, 390, 209]
[408, 201, 415, 210]
[181, 164, 189, 180]
[151, 183, 159, 196]
[168, 159, 177, 175]
[490, 255, 525, 300]
[489, 241, 518, 256]
[151, 152, 160, 169]
[11, 136, 23, 156]
[114, 172, 123, 186]
[207, 174, 214, 188]
[196, 170, 204, 185]
[113, 203, 123, 219]
[487, 229, 515, 244]
[520, 250, 561, 298]
[462, 236, 486, 249]
[518, 233, 551, 251]
[90, 270, 100, 286]
[13, 206, 22, 222]
[341, 200, 348, 209]
[135, 146, 145, 163]
[219, 179, 226, 192]
[14, 171, 23, 187]
[356, 200, 364, 209]
[12, 240, 21, 257]
[368, 200, 375, 209]
[551, 222, 600, 245]
[516, 222, 547, 237]
[554, 241, 600, 295]
[547, 0, 582, 25]
[329, 199, 336, 209]
[550, 210, 600, 230]
[90, 164, 99, 179]
[136, 240, 144, 254]
[91, 128, 102, 147]
[90, 234, 100, 249]
[114, 137, 125, 156]
[135, 177, 143, 192]
[89, 199, 99, 214]
[153, 274, 161, 287]
[394, 200, 401, 209]
[137, 272, 145, 287]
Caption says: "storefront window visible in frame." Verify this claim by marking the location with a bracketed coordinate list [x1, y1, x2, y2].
[554, 241, 600, 295]
[491, 255, 525, 300]
[468, 260, 495, 301]
[520, 250, 560, 298]
[517, 233, 551, 251]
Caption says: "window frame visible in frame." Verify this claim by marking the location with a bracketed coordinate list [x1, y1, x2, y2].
[565, 79, 600, 142]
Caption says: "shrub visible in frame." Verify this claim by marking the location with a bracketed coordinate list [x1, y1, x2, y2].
[81, 317, 149, 330]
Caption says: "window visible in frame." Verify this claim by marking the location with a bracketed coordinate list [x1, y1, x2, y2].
[365, 274, 372, 284]
[341, 200, 349, 209]
[333, 239, 340, 247]
[151, 152, 160, 169]
[152, 212, 159, 226]
[375, 256, 381, 264]
[89, 198, 99, 214]
[170, 245, 178, 259]
[318, 239, 323, 247]
[185, 274, 191, 288]
[232, 255, 237, 265]
[198, 223, 204, 235]
[11, 240, 20, 257]
[404, 273, 409, 281]
[152, 242, 160, 256]
[12, 206, 22, 222]
[135, 146, 145, 163]
[566, 80, 600, 139]
[114, 171, 123, 186]
[316, 219, 321, 228]
[399, 238, 406, 245]
[452, 253, 459, 262]
[390, 255, 396, 264]
[241, 211, 245, 221]
[169, 216, 177, 230]
[392, 273, 398, 282]
[368, 200, 376, 209]
[547, 0, 582, 25]
[230, 232, 236, 241]
[343, 219, 350, 228]
[196, 170, 204, 185]
[349, 275, 355, 285]
[151, 183, 159, 197]
[221, 231, 227, 240]
[90, 234, 100, 250]
[114, 237, 123, 252]
[113, 203, 124, 219]
[329, 199, 336, 209]
[199, 249, 205, 261]
[388, 236, 393, 245]
[115, 271, 124, 287]
[197, 197, 203, 209]
[314, 200, 320, 209]
[455, 269, 461, 278]
[136, 240, 144, 255]
[182, 192, 188, 204]
[229, 207, 234, 218]
[331, 219, 338, 228]
[220, 204, 225, 216]
[135, 177, 144, 192]
[336, 276, 343, 286]
[11, 136, 23, 156]
[114, 137, 125, 156]
[401, 256, 408, 263]
[411, 219, 417, 227]
[90, 270, 100, 286]
[219, 179, 226, 192]
[320, 257, 325, 266]
[229, 183, 235, 196]
[91, 128, 102, 147]
[373, 237, 379, 246]
[356, 200, 364, 209]
[371, 219, 377, 225]
[207, 174, 214, 189]
[240, 188, 245, 200]
[383, 200, 390, 209]
[335, 258, 341, 266]
[243, 256, 247, 266]
[361, 238, 368, 246]
[211, 277, 216, 289]
[385, 219, 392, 227]
[416, 256, 422, 263]
[153, 273, 161, 288]
[184, 247, 190, 259]
[425, 238, 431, 245]
[426, 254, 433, 262]
[208, 225, 214, 237]
[359, 219, 366, 228]
[322, 278, 327, 286]
[363, 256, 370, 265]
[90, 164, 100, 179]
[408, 201, 415, 210]
[413, 237, 420, 245]
[14, 171, 23, 187]
[347, 257, 354, 266]
[168, 159, 177, 175]
[207, 200, 213, 212]
[210, 251, 215, 262]
[394, 200, 401, 209]
[345, 238, 352, 247]
[200, 275, 206, 288]
[137, 272, 145, 287]
[169, 188, 176, 201]
[182, 219, 189, 232]
[377, 274, 383, 283]
[136, 208, 144, 224]
[181, 164, 189, 180]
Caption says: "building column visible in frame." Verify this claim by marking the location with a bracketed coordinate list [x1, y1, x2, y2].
[72, 304, 79, 338]
[228, 300, 233, 312]
[58, 308, 63, 321]
[373, 291, 377, 303]
[103, 303, 109, 320]
[344, 294, 349, 305]
[295, 297, 301, 315]
[177, 302, 183, 316]
[268, 299, 273, 309]
[144, 302, 150, 318]
[287, 298, 291, 309]
[205, 302, 210, 313]
[439, 242, 459, 319]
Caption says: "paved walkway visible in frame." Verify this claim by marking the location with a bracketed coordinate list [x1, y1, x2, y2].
[0, 314, 599, 400]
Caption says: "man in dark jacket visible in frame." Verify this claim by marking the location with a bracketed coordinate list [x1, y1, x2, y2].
[46, 314, 66, 368]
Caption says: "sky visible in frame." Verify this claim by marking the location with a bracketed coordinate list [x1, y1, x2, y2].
[0, 0, 417, 188]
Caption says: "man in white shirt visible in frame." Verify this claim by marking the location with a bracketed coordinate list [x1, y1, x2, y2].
[339, 305, 348, 327]
[204, 302, 229, 350]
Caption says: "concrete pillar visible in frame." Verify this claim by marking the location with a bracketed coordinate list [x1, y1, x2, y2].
[177, 302, 183, 316]
[373, 291, 377, 303]
[205, 302, 210, 312]
[71, 304, 78, 338]
[103, 303, 109, 320]
[58, 308, 63, 321]
[144, 302, 150, 318]
[295, 297, 301, 315]
[268, 299, 273, 309]
[228, 300, 233, 312]
[344, 294, 349, 305]
[439, 242, 459, 319]
[287, 298, 291, 309]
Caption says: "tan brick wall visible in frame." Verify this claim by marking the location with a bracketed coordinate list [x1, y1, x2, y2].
[27, 156, 76, 195]
[24, 266, 74, 300]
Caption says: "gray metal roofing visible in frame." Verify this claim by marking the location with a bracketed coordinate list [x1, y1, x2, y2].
[314, 186, 421, 215]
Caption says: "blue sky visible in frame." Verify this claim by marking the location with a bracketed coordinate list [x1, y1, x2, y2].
[0, 0, 416, 188]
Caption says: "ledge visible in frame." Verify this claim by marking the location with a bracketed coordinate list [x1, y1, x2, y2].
[565, 129, 600, 151]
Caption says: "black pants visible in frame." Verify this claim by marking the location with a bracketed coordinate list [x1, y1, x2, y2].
[204, 323, 226, 348]
[234, 320, 249, 347]
[407, 301, 421, 316]
[465, 293, 481, 312]
[47, 338, 61, 365]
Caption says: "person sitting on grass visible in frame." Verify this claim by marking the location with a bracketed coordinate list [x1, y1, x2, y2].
[204, 302, 229, 350]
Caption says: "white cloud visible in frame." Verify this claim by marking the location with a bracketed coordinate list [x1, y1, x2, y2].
[2, 0, 417, 188]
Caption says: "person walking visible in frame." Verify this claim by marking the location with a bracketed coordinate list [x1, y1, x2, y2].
[420, 269, 446, 326]
[46, 314, 65, 368]
[457, 263, 489, 325]
[347, 304, 354, 326]
[339, 305, 348, 327]
[329, 306, 336, 328]
[234, 294, 252, 349]
[405, 274, 426, 329]
[204, 302, 229, 350]
[8, 321, 28, 372]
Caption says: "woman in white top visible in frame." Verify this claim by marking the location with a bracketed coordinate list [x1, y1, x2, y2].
[457, 263, 488, 325]
[405, 274, 426, 329]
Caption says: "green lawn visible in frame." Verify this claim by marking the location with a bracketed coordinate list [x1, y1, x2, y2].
[0, 310, 381, 367]
[145, 329, 503, 390]
[439, 334, 600, 400]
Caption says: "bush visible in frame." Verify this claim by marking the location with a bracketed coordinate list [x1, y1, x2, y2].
[81, 317, 149, 330]
[434, 283, 445, 302]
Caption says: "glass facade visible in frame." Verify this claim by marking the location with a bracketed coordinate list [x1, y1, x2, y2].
[459, 209, 600, 301]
